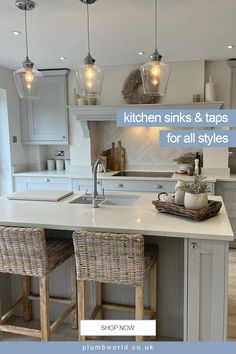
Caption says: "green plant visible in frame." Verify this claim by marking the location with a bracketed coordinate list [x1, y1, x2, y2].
[173, 152, 195, 164]
[179, 175, 209, 194]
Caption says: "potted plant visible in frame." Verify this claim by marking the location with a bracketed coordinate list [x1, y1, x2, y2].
[179, 175, 209, 210]
[173, 152, 195, 172]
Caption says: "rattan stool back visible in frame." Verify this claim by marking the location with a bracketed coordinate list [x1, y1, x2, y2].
[0, 227, 47, 277]
[73, 231, 145, 287]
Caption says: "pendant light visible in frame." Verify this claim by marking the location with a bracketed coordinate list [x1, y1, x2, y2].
[14, 0, 43, 100]
[140, 0, 170, 96]
[77, 0, 104, 99]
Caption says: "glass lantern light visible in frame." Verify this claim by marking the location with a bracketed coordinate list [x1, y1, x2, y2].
[77, 0, 104, 99]
[14, 0, 43, 100]
[140, 0, 170, 96]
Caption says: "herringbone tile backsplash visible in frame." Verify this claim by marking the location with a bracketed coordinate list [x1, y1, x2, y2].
[95, 122, 198, 169]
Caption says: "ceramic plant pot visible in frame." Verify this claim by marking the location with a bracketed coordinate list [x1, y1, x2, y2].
[184, 192, 208, 211]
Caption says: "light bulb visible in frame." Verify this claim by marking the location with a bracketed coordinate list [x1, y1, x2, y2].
[87, 81, 93, 89]
[151, 63, 160, 78]
[85, 65, 95, 79]
[25, 68, 34, 83]
[152, 79, 158, 86]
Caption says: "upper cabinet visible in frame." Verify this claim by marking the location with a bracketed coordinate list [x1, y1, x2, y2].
[20, 69, 69, 145]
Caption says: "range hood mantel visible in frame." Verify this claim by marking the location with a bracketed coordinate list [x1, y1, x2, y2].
[67, 102, 224, 138]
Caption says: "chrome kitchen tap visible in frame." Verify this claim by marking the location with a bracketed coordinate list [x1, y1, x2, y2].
[92, 158, 105, 208]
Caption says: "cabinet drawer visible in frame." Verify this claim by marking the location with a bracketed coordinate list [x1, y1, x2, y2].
[14, 176, 70, 192]
[106, 179, 175, 192]
[26, 177, 69, 184]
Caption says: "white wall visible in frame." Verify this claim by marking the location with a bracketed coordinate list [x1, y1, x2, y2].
[203, 61, 232, 175]
[205, 60, 232, 108]
[0, 90, 12, 195]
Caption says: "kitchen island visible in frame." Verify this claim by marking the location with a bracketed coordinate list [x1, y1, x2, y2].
[0, 192, 234, 341]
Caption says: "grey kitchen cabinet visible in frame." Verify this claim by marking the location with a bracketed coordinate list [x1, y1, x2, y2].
[216, 181, 236, 247]
[20, 69, 69, 145]
[14, 176, 71, 192]
[185, 238, 228, 341]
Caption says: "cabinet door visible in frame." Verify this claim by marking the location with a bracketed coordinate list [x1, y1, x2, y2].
[185, 238, 228, 341]
[20, 72, 68, 144]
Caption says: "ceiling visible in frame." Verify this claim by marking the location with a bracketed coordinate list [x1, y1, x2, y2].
[0, 0, 236, 70]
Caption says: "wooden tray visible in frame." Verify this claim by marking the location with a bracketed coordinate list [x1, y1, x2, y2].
[152, 200, 222, 221]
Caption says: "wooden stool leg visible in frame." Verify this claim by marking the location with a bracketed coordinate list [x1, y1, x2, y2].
[22, 276, 32, 322]
[135, 286, 144, 342]
[77, 280, 86, 341]
[0, 300, 3, 341]
[150, 263, 157, 338]
[96, 282, 102, 319]
[39, 276, 50, 341]
[71, 256, 78, 329]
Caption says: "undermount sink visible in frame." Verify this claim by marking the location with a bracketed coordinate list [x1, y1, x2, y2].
[112, 171, 173, 178]
[69, 194, 139, 206]
[101, 194, 139, 206]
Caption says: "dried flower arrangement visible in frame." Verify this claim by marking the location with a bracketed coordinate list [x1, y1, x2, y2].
[122, 68, 159, 104]
[173, 152, 195, 164]
[179, 175, 209, 194]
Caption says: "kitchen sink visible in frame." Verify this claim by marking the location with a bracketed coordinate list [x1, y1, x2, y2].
[69, 195, 103, 205]
[101, 194, 139, 206]
[112, 171, 173, 178]
[69, 194, 139, 206]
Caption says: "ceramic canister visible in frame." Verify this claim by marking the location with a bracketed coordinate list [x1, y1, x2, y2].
[56, 159, 64, 171]
[47, 159, 55, 171]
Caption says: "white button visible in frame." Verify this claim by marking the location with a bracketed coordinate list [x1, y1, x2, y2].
[80, 320, 156, 336]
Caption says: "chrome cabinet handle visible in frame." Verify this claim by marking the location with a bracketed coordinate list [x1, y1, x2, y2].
[155, 185, 163, 189]
[116, 183, 124, 188]
[191, 242, 198, 250]
[44, 178, 51, 182]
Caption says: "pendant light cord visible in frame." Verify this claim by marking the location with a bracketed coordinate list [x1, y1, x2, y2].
[86, 3, 91, 54]
[24, 8, 29, 58]
[154, 0, 158, 50]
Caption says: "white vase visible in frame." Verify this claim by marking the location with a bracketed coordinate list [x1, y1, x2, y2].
[175, 181, 185, 206]
[205, 76, 216, 102]
[175, 190, 185, 206]
[178, 163, 193, 172]
[184, 192, 208, 211]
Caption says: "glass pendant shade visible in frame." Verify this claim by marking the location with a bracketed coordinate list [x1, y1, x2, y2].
[77, 63, 104, 98]
[76, 1, 104, 98]
[140, 0, 170, 96]
[140, 59, 170, 96]
[14, 1, 43, 100]
[14, 61, 43, 100]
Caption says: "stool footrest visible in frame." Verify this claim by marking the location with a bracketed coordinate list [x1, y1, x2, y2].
[1, 297, 24, 324]
[102, 302, 153, 316]
[0, 324, 41, 338]
[29, 294, 72, 305]
[50, 303, 76, 333]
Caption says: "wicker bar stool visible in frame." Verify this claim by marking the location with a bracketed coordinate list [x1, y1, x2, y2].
[72, 231, 158, 342]
[0, 227, 77, 341]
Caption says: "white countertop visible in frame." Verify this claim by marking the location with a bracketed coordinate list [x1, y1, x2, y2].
[0, 192, 233, 241]
[13, 170, 219, 182]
